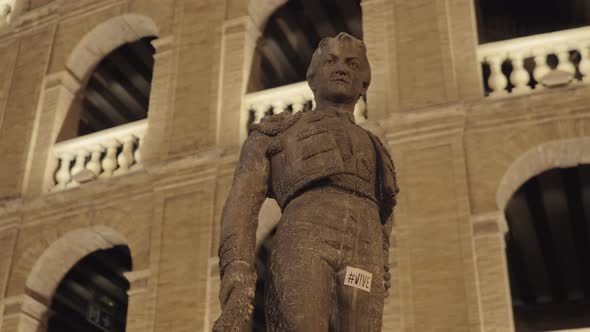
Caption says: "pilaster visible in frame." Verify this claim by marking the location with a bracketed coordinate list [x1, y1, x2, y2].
[216, 16, 260, 145]
[472, 212, 515, 332]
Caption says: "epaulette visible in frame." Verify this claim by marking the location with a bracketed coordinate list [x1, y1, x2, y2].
[248, 111, 302, 136]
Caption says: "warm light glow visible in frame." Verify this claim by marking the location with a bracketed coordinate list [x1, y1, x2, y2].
[0, 0, 15, 25]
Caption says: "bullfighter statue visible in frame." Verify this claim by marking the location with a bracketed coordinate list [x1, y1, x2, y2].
[214, 32, 399, 332]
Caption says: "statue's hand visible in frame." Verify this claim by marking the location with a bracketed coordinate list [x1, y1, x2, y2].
[383, 264, 391, 298]
[213, 262, 257, 331]
[383, 250, 391, 298]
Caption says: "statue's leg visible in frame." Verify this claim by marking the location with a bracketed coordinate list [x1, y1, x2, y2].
[265, 224, 336, 332]
[335, 263, 384, 331]
[334, 199, 386, 332]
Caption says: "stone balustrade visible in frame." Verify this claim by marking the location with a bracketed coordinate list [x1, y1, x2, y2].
[242, 81, 367, 132]
[51, 119, 146, 191]
[0, 0, 14, 26]
[478, 26, 590, 97]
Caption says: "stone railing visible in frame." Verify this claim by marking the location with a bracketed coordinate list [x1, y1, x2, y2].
[242, 81, 367, 133]
[478, 26, 590, 97]
[51, 119, 146, 191]
[0, 0, 14, 26]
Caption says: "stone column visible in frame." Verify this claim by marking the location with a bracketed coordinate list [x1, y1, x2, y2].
[124, 269, 152, 332]
[472, 213, 515, 332]
[141, 36, 176, 166]
[388, 122, 483, 332]
[361, 0, 398, 120]
[216, 16, 260, 145]
[22, 71, 82, 196]
[379, 0, 483, 112]
[0, 295, 49, 332]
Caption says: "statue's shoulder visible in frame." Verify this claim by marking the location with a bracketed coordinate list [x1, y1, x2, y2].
[248, 111, 303, 136]
[365, 130, 393, 163]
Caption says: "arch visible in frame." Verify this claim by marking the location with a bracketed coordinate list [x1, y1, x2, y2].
[496, 137, 590, 212]
[66, 14, 159, 82]
[247, 0, 287, 31]
[25, 225, 130, 303]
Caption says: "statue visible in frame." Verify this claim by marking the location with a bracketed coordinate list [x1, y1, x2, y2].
[214, 32, 399, 331]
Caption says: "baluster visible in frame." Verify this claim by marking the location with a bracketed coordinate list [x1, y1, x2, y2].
[133, 134, 143, 167]
[101, 140, 120, 178]
[532, 50, 550, 89]
[0, 4, 11, 23]
[252, 104, 268, 124]
[68, 149, 89, 187]
[86, 145, 104, 177]
[272, 101, 286, 114]
[292, 101, 304, 113]
[577, 44, 590, 81]
[555, 46, 576, 76]
[486, 56, 508, 96]
[291, 96, 305, 113]
[116, 135, 138, 174]
[509, 52, 531, 94]
[354, 97, 367, 123]
[54, 153, 74, 190]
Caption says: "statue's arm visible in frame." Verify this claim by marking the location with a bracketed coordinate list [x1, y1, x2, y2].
[217, 130, 270, 299]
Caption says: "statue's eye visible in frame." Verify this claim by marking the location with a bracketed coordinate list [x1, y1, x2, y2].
[349, 62, 359, 70]
[326, 58, 334, 64]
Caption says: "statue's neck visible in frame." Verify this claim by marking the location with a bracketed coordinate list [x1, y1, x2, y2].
[314, 99, 356, 114]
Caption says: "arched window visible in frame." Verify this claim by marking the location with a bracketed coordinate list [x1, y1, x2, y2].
[248, 0, 362, 92]
[243, 0, 365, 131]
[47, 245, 132, 332]
[505, 165, 590, 331]
[56, 36, 156, 142]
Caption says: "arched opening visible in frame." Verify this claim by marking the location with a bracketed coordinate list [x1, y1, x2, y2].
[248, 0, 363, 92]
[56, 36, 156, 141]
[47, 245, 132, 332]
[243, 0, 365, 131]
[504, 164, 590, 331]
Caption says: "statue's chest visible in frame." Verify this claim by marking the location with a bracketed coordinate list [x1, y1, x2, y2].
[274, 113, 376, 176]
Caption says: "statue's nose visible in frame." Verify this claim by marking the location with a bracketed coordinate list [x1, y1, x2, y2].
[334, 63, 349, 76]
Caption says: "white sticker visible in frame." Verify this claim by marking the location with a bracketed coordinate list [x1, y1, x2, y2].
[343, 266, 372, 292]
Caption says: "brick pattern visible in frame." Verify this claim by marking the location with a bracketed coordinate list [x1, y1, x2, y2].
[0, 1, 590, 332]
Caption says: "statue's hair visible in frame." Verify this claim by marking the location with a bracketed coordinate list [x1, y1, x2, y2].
[306, 32, 371, 93]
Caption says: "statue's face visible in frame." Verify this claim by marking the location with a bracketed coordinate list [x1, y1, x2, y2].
[312, 41, 368, 104]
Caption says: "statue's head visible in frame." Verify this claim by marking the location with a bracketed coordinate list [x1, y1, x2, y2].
[306, 32, 371, 105]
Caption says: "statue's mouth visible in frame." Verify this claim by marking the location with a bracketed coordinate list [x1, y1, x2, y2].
[331, 78, 350, 84]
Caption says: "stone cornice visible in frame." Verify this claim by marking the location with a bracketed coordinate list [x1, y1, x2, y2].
[381, 103, 467, 145]
[465, 83, 590, 133]
[471, 211, 507, 238]
[0, 0, 124, 42]
[0, 146, 241, 226]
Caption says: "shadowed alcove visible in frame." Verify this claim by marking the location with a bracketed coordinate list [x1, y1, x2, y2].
[47, 245, 132, 332]
[505, 165, 590, 331]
